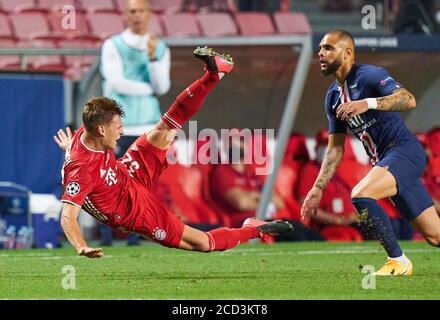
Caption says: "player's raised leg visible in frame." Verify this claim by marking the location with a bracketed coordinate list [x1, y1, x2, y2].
[351, 166, 412, 276]
[178, 218, 293, 252]
[146, 47, 234, 150]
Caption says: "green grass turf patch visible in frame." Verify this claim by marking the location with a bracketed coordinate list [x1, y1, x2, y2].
[1, 241, 439, 299]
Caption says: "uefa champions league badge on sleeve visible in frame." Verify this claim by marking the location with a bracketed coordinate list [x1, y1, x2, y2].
[66, 182, 80, 196]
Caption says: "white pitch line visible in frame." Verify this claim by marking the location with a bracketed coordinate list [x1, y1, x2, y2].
[0, 247, 437, 260]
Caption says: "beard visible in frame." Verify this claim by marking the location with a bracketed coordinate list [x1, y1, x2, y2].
[321, 55, 342, 76]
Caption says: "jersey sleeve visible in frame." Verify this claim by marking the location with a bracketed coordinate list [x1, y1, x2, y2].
[367, 67, 403, 96]
[325, 92, 347, 134]
[61, 163, 95, 207]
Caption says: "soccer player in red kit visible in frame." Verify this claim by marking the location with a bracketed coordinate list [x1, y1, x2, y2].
[55, 47, 293, 258]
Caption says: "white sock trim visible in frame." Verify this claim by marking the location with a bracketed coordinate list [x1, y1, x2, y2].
[388, 253, 410, 264]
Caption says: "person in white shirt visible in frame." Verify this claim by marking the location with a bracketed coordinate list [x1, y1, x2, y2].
[100, 0, 171, 134]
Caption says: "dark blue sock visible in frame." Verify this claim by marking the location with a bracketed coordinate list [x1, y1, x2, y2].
[352, 197, 403, 258]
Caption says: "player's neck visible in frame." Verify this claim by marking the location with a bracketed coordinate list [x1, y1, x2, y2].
[81, 131, 105, 152]
[335, 62, 355, 86]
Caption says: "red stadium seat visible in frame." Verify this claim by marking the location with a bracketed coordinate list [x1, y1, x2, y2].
[284, 134, 310, 165]
[87, 13, 125, 40]
[273, 11, 312, 35]
[197, 13, 238, 37]
[114, 0, 126, 13]
[0, 0, 36, 13]
[37, 0, 76, 12]
[0, 38, 15, 47]
[17, 39, 65, 72]
[149, 13, 164, 36]
[176, 165, 224, 225]
[78, 0, 117, 13]
[235, 12, 275, 36]
[48, 11, 95, 40]
[337, 160, 370, 189]
[162, 13, 201, 37]
[274, 163, 302, 221]
[427, 127, 440, 158]
[59, 39, 99, 68]
[10, 12, 55, 40]
[150, 0, 182, 15]
[0, 13, 15, 40]
[0, 39, 19, 69]
[192, 138, 231, 226]
[64, 65, 91, 80]
[156, 164, 204, 224]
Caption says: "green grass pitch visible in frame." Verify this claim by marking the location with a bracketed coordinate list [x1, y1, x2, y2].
[1, 241, 440, 299]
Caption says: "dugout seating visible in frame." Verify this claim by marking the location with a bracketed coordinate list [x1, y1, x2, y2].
[274, 163, 302, 221]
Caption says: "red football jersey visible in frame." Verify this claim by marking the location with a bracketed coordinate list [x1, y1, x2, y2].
[61, 126, 143, 231]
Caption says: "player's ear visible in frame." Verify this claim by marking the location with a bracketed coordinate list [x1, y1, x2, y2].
[344, 47, 353, 60]
[97, 125, 105, 137]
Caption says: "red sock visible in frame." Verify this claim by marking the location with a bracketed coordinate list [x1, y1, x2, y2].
[162, 71, 220, 129]
[206, 227, 260, 251]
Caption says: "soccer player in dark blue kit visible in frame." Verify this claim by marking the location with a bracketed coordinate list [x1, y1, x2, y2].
[301, 29, 439, 275]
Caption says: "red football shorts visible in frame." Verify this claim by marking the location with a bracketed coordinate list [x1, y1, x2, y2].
[119, 134, 185, 248]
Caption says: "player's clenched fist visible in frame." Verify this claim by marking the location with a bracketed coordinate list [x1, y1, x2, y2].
[77, 247, 104, 259]
[301, 187, 323, 222]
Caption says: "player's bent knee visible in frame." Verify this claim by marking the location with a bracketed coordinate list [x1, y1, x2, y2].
[425, 235, 440, 247]
[351, 186, 373, 199]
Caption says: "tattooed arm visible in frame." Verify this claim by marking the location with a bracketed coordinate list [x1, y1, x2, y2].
[336, 88, 417, 121]
[376, 88, 416, 112]
[314, 134, 346, 190]
[301, 133, 345, 220]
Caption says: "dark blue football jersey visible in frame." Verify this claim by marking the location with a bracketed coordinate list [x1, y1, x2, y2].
[325, 63, 416, 164]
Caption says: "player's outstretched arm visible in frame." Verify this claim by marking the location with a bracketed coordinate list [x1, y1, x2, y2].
[60, 203, 103, 258]
[54, 127, 72, 151]
[301, 133, 346, 221]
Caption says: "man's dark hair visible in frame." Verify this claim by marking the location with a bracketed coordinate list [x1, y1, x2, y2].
[327, 29, 355, 47]
[82, 97, 125, 132]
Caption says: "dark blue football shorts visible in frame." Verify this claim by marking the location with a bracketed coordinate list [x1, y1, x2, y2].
[376, 139, 434, 221]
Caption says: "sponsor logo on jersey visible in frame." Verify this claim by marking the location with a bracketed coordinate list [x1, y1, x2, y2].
[66, 182, 80, 196]
[100, 169, 107, 178]
[380, 76, 393, 86]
